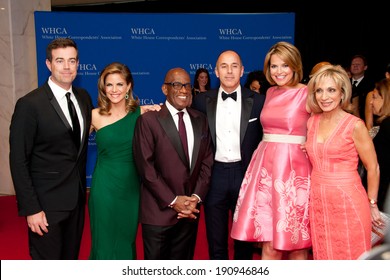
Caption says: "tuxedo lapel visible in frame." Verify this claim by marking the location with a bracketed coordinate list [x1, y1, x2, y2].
[157, 107, 188, 166]
[44, 83, 84, 155]
[205, 94, 217, 146]
[44, 83, 73, 133]
[240, 90, 254, 144]
[73, 88, 88, 154]
[189, 111, 202, 173]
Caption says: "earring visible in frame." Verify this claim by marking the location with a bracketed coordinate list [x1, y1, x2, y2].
[125, 92, 129, 100]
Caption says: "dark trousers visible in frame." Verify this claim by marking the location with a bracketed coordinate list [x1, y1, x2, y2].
[204, 161, 254, 260]
[28, 200, 85, 260]
[142, 219, 198, 260]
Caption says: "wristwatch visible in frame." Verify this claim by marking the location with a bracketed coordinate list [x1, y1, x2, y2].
[368, 198, 377, 206]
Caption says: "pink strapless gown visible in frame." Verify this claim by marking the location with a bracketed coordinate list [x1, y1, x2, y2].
[231, 86, 312, 251]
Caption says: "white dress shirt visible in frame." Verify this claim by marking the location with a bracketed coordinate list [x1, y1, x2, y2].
[215, 86, 242, 162]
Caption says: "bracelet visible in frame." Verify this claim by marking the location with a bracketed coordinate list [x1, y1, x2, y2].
[368, 198, 377, 206]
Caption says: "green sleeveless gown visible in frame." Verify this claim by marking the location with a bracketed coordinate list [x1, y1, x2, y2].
[89, 107, 140, 259]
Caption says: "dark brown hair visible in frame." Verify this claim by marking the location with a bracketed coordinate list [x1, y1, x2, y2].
[46, 38, 78, 62]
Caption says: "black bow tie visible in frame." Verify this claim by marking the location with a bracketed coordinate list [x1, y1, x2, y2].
[222, 91, 237, 101]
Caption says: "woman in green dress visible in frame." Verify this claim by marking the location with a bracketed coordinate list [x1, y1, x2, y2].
[88, 62, 159, 259]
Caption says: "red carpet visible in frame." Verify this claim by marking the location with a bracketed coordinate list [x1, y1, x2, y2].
[0, 194, 261, 260]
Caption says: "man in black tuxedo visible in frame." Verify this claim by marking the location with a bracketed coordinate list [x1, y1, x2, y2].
[191, 50, 265, 259]
[9, 38, 93, 259]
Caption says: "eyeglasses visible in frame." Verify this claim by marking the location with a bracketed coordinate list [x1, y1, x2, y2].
[164, 82, 192, 91]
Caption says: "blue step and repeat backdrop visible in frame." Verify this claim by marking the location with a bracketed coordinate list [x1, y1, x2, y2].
[34, 11, 295, 186]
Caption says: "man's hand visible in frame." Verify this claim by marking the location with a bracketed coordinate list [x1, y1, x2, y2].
[171, 195, 199, 219]
[27, 211, 49, 236]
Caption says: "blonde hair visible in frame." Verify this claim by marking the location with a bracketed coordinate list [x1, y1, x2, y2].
[97, 62, 139, 115]
[307, 64, 352, 114]
[263, 41, 303, 86]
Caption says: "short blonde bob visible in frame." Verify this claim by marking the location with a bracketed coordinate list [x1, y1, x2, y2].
[307, 64, 352, 114]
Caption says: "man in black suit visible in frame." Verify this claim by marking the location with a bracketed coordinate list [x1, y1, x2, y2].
[350, 54, 374, 122]
[9, 38, 93, 259]
[191, 50, 265, 259]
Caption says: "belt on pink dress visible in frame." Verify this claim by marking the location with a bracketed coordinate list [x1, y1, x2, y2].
[262, 133, 306, 144]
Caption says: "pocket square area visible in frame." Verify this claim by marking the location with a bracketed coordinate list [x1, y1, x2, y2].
[249, 118, 258, 122]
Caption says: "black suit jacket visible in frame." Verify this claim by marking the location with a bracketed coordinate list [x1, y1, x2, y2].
[9, 81, 93, 216]
[191, 87, 265, 170]
[133, 105, 213, 226]
[351, 77, 374, 121]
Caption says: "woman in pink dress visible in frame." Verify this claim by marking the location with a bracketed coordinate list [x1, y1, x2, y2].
[231, 41, 312, 260]
[305, 64, 382, 259]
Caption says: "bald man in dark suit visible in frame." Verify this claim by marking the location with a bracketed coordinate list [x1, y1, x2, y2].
[192, 50, 265, 260]
[133, 67, 213, 259]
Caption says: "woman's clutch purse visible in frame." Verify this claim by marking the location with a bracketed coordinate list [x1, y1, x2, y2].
[371, 211, 390, 246]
